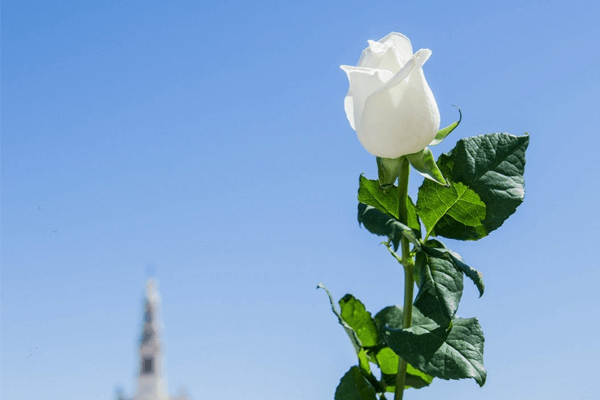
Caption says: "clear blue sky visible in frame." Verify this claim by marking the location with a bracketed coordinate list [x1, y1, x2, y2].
[2, 1, 599, 399]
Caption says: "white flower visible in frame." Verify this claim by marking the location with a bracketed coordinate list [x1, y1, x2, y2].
[341, 32, 440, 159]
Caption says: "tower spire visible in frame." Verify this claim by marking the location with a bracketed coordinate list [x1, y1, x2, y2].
[134, 278, 169, 400]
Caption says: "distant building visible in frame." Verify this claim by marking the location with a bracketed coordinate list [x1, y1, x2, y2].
[117, 279, 188, 400]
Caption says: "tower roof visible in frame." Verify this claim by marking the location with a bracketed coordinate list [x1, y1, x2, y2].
[145, 278, 160, 304]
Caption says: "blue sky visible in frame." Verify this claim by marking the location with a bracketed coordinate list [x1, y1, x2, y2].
[2, 0, 600, 399]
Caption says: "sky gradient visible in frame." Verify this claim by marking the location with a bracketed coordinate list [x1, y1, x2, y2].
[2, 1, 600, 399]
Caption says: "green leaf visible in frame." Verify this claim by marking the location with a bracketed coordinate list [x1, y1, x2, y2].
[317, 284, 361, 352]
[358, 349, 372, 375]
[418, 239, 484, 297]
[447, 249, 485, 297]
[319, 287, 385, 394]
[380, 372, 431, 393]
[376, 348, 433, 390]
[339, 294, 379, 348]
[413, 248, 463, 327]
[384, 318, 486, 386]
[406, 364, 434, 387]
[335, 366, 378, 400]
[406, 196, 421, 236]
[375, 347, 399, 375]
[430, 107, 462, 146]
[406, 147, 447, 186]
[358, 175, 421, 238]
[357, 204, 419, 252]
[374, 305, 433, 335]
[417, 180, 487, 240]
[417, 133, 529, 240]
[358, 175, 399, 219]
[374, 307, 435, 391]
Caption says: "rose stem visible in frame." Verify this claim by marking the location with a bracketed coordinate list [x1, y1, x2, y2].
[394, 157, 414, 400]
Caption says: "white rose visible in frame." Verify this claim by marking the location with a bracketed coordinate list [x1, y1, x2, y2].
[341, 32, 440, 159]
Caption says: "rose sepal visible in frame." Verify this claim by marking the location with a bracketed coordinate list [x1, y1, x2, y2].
[430, 107, 462, 146]
[405, 148, 448, 186]
[376, 156, 404, 189]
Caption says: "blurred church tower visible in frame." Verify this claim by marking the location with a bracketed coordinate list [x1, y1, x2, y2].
[117, 278, 188, 400]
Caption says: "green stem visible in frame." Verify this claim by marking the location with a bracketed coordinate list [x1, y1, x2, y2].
[394, 158, 414, 400]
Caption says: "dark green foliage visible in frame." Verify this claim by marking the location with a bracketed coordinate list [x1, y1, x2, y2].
[357, 204, 417, 252]
[335, 367, 378, 400]
[413, 248, 463, 327]
[373, 307, 435, 391]
[358, 176, 421, 238]
[325, 132, 528, 398]
[384, 318, 486, 386]
[423, 240, 484, 297]
[374, 305, 433, 334]
[417, 133, 529, 240]
[322, 291, 435, 396]
[358, 175, 400, 219]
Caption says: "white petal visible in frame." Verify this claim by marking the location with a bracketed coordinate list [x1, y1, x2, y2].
[379, 32, 413, 67]
[340, 65, 393, 131]
[357, 32, 413, 73]
[359, 58, 440, 158]
[358, 42, 392, 71]
[367, 40, 387, 55]
[413, 48, 432, 68]
[377, 47, 404, 73]
[369, 56, 415, 99]
[369, 48, 431, 98]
